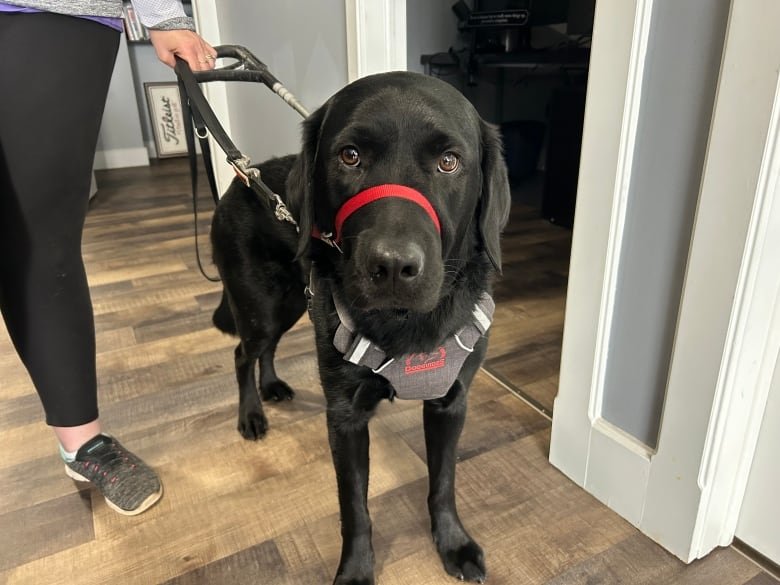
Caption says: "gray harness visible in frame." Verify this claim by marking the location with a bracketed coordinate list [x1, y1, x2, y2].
[332, 292, 495, 400]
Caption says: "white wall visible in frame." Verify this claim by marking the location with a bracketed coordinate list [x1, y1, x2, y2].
[211, 1, 349, 163]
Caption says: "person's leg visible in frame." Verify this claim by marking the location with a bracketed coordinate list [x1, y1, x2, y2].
[0, 12, 115, 428]
[0, 13, 161, 514]
[54, 421, 103, 453]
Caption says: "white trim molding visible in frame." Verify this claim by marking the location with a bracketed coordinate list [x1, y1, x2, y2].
[588, 0, 655, 426]
[345, 0, 406, 82]
[639, 0, 780, 561]
[550, 0, 655, 520]
[551, 0, 779, 564]
[93, 147, 150, 170]
[580, 0, 656, 527]
[691, 71, 780, 559]
[190, 0, 234, 197]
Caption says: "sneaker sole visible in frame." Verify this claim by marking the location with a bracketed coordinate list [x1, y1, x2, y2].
[64, 464, 163, 516]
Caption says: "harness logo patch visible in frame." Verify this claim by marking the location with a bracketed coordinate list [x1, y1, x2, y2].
[404, 347, 447, 375]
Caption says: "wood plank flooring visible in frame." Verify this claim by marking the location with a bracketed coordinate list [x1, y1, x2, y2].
[0, 159, 775, 584]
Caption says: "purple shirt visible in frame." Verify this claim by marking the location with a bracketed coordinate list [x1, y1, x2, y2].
[0, 3, 124, 31]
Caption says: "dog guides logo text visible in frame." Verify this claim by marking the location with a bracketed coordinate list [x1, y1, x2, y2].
[404, 347, 447, 375]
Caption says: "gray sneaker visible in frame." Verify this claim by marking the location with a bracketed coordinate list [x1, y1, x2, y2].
[64, 434, 163, 515]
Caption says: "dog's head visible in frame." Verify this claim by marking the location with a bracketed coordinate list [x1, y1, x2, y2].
[289, 72, 510, 313]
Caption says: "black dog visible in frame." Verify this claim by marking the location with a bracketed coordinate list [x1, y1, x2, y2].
[210, 71, 510, 584]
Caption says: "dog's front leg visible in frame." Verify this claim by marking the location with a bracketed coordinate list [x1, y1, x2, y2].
[324, 376, 390, 585]
[424, 381, 486, 583]
[326, 400, 375, 585]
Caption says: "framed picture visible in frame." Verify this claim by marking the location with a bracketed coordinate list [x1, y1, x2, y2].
[144, 82, 188, 158]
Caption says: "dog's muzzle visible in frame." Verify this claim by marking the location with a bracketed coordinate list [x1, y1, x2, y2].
[313, 184, 441, 250]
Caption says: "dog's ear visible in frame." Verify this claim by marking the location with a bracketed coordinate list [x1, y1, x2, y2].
[288, 104, 328, 260]
[478, 119, 511, 273]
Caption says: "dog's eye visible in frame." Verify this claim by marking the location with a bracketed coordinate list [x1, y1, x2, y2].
[340, 147, 361, 167]
[437, 152, 460, 174]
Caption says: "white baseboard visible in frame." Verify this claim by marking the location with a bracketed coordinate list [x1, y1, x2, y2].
[93, 147, 149, 170]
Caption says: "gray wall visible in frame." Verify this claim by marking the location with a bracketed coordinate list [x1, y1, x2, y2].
[213, 1, 349, 163]
[406, 0, 461, 74]
[95, 35, 148, 167]
[127, 42, 180, 158]
[601, 0, 731, 447]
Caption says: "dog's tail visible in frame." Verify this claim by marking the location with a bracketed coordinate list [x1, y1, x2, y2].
[212, 290, 238, 335]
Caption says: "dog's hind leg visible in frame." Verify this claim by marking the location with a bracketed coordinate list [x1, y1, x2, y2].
[258, 334, 294, 402]
[223, 276, 305, 439]
[233, 340, 269, 440]
[424, 381, 486, 583]
[257, 291, 306, 402]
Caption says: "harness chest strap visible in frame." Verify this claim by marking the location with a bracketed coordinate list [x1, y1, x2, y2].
[332, 292, 496, 400]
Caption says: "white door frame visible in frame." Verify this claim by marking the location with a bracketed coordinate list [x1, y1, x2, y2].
[190, 0, 235, 196]
[345, 0, 406, 81]
[551, 0, 780, 563]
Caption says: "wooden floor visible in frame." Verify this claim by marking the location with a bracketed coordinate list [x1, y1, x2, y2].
[0, 159, 776, 585]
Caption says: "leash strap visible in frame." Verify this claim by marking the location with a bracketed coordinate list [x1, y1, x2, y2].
[174, 49, 302, 231]
[179, 75, 220, 206]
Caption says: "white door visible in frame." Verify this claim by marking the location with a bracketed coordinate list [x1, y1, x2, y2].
[551, 0, 780, 563]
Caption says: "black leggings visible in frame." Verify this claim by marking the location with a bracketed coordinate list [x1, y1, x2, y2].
[0, 13, 120, 426]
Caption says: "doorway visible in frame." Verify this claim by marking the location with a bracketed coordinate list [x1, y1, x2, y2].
[406, 0, 595, 419]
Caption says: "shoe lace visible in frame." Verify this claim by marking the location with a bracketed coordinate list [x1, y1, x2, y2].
[81, 443, 136, 482]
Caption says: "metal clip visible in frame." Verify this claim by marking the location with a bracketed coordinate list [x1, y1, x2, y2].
[319, 232, 343, 254]
[272, 193, 299, 232]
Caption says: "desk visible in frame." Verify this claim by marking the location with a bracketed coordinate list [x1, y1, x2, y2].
[422, 46, 589, 125]
[421, 46, 590, 75]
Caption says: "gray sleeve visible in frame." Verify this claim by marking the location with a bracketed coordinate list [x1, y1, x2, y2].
[129, 0, 195, 31]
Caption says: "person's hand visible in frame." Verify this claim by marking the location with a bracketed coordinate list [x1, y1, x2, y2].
[149, 29, 217, 71]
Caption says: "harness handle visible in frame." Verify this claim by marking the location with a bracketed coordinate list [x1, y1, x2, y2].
[191, 46, 310, 119]
[173, 46, 309, 281]
[174, 45, 307, 210]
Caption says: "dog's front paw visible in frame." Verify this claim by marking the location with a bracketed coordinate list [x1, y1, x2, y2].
[437, 537, 486, 583]
[333, 575, 374, 585]
[237, 405, 268, 440]
[333, 568, 375, 585]
[261, 380, 295, 402]
[333, 539, 375, 585]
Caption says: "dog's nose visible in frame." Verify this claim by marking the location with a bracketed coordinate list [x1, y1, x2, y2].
[368, 241, 425, 286]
